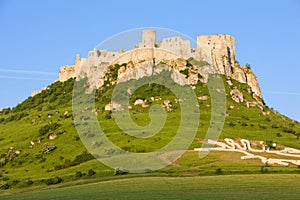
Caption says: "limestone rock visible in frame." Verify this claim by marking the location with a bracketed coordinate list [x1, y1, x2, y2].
[230, 89, 244, 103]
[198, 95, 209, 101]
[105, 102, 123, 111]
[232, 66, 247, 84]
[49, 134, 57, 140]
[162, 100, 172, 111]
[243, 66, 262, 98]
[246, 101, 257, 108]
[134, 99, 144, 106]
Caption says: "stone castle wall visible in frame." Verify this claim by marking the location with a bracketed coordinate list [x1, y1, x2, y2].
[56, 30, 262, 98]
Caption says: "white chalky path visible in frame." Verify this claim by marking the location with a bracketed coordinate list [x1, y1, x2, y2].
[194, 138, 300, 166]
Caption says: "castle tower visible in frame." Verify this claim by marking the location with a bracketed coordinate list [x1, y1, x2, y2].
[75, 54, 80, 66]
[140, 30, 156, 48]
[197, 34, 236, 76]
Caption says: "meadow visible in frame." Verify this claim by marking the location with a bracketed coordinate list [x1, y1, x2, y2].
[2, 174, 300, 199]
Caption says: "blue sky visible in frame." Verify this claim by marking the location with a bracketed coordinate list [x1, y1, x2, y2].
[0, 0, 299, 121]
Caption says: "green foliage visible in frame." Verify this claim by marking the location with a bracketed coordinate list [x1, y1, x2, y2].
[215, 168, 223, 175]
[88, 169, 96, 176]
[187, 57, 209, 67]
[0, 61, 300, 192]
[72, 151, 95, 165]
[39, 122, 60, 136]
[180, 68, 189, 78]
[12, 78, 75, 112]
[75, 171, 83, 178]
[45, 176, 62, 185]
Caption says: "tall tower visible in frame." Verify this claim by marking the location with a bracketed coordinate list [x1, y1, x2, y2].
[75, 54, 80, 66]
[197, 34, 236, 76]
[140, 30, 156, 48]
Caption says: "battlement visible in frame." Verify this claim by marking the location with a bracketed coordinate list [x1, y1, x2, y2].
[55, 30, 261, 98]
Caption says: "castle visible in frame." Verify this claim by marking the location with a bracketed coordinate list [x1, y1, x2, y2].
[55, 30, 261, 99]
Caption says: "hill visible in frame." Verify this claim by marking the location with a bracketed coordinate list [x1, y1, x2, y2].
[0, 59, 300, 192]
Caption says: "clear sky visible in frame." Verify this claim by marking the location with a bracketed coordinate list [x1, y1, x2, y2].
[0, 0, 299, 121]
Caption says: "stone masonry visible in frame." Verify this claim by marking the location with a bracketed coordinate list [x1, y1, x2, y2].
[56, 30, 262, 99]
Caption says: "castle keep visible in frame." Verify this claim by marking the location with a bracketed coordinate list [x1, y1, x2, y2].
[57, 30, 262, 98]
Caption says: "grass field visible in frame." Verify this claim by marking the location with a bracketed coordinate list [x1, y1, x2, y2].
[2, 174, 300, 199]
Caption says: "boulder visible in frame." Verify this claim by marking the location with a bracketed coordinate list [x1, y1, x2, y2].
[134, 99, 144, 106]
[105, 102, 123, 111]
[230, 89, 244, 103]
[198, 95, 209, 101]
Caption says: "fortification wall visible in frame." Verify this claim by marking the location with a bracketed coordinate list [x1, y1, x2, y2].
[160, 36, 191, 58]
[58, 54, 81, 82]
[56, 30, 262, 99]
[112, 48, 180, 65]
[197, 34, 235, 76]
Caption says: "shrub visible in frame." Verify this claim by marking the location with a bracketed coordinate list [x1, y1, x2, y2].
[276, 133, 282, 137]
[88, 169, 96, 176]
[282, 127, 296, 134]
[215, 168, 223, 175]
[241, 122, 248, 126]
[0, 183, 10, 190]
[229, 122, 236, 127]
[26, 180, 34, 186]
[39, 122, 60, 136]
[261, 166, 269, 173]
[180, 69, 189, 78]
[45, 176, 62, 185]
[75, 171, 83, 178]
[114, 168, 129, 175]
[71, 151, 94, 166]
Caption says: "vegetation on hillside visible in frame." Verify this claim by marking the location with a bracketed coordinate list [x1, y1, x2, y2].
[0, 61, 300, 192]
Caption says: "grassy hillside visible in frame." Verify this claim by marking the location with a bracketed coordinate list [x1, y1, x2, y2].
[0, 63, 300, 192]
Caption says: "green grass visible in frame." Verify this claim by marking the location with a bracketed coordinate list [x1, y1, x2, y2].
[0, 63, 300, 192]
[2, 175, 300, 199]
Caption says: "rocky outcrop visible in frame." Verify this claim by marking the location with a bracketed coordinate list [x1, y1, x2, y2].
[55, 30, 263, 102]
[230, 89, 244, 103]
[105, 102, 123, 111]
[242, 66, 262, 98]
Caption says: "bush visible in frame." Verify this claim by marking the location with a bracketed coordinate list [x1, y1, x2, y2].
[229, 122, 236, 127]
[271, 124, 280, 128]
[88, 169, 96, 176]
[71, 151, 94, 166]
[114, 168, 129, 175]
[39, 122, 60, 136]
[282, 127, 296, 134]
[215, 168, 223, 175]
[45, 176, 62, 185]
[75, 171, 83, 178]
[0, 183, 10, 190]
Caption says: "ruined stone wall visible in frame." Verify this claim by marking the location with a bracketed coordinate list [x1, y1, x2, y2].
[58, 54, 81, 82]
[160, 36, 191, 58]
[56, 30, 263, 99]
[197, 34, 235, 76]
[112, 48, 180, 65]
